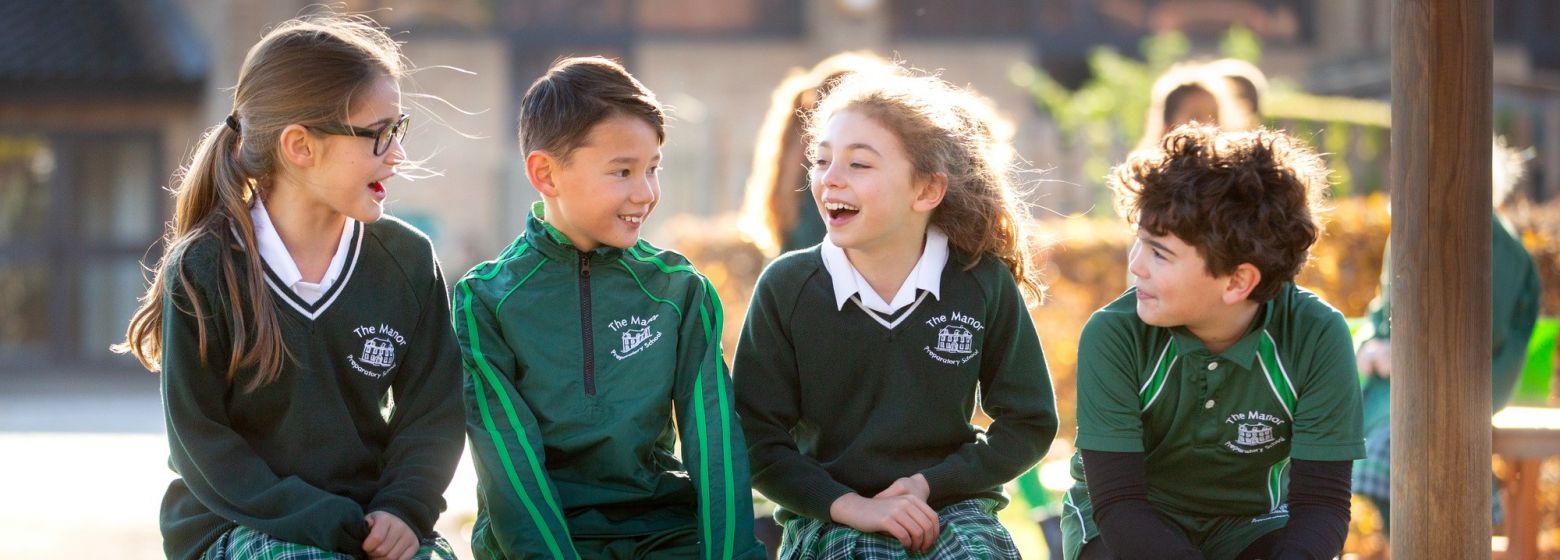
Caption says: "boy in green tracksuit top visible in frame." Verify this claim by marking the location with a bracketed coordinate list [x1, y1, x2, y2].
[453, 56, 763, 560]
[1062, 125, 1365, 560]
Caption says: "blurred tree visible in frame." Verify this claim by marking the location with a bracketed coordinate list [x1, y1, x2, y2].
[1012, 27, 1265, 215]
[1219, 24, 1262, 65]
[1014, 24, 1400, 206]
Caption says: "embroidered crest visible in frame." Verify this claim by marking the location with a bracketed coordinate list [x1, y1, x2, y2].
[923, 310, 983, 365]
[609, 314, 662, 360]
[1236, 423, 1275, 446]
[359, 337, 396, 368]
[347, 324, 407, 379]
[1223, 409, 1288, 454]
[935, 325, 975, 354]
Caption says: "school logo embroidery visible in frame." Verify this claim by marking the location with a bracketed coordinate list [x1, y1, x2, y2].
[347, 324, 407, 379]
[923, 310, 983, 365]
[936, 326, 974, 354]
[359, 338, 396, 368]
[1223, 410, 1288, 454]
[1236, 423, 1275, 446]
[609, 314, 662, 360]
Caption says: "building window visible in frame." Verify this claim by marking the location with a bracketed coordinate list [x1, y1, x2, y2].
[0, 132, 163, 368]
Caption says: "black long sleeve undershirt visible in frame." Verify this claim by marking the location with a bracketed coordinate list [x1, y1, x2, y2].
[1081, 451, 1352, 560]
[1267, 459, 1352, 560]
[1080, 449, 1202, 559]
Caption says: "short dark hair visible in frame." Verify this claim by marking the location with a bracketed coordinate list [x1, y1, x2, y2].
[518, 56, 665, 161]
[1111, 125, 1331, 302]
[1161, 83, 1214, 130]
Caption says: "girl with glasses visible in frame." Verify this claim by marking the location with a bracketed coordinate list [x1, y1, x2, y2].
[115, 13, 463, 560]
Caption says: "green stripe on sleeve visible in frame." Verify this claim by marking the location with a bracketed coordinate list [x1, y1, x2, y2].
[692, 371, 714, 559]
[1257, 332, 1298, 418]
[458, 282, 571, 559]
[627, 243, 698, 274]
[704, 277, 737, 559]
[1139, 339, 1177, 411]
[626, 247, 738, 558]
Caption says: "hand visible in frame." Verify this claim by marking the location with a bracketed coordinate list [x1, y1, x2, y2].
[363, 511, 418, 560]
[829, 493, 940, 553]
[1357, 339, 1392, 378]
[873, 473, 931, 502]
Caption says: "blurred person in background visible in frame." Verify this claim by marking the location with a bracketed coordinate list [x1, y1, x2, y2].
[1129, 59, 1270, 284]
[1351, 138, 1542, 532]
[739, 51, 893, 260]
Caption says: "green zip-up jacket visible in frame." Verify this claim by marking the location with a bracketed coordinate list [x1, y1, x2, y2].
[453, 203, 761, 560]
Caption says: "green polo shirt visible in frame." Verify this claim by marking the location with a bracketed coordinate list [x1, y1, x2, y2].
[1071, 282, 1365, 517]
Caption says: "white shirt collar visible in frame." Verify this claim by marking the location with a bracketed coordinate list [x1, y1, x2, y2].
[250, 198, 355, 305]
[820, 226, 948, 314]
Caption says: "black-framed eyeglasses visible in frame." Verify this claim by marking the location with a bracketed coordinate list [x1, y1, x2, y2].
[308, 113, 409, 156]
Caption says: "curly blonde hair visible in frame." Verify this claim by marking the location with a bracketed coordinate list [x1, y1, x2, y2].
[806, 67, 1044, 301]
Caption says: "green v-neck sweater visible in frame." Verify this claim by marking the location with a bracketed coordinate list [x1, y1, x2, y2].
[159, 216, 464, 560]
[734, 246, 1059, 521]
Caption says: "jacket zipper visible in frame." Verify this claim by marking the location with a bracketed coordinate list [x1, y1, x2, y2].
[579, 251, 596, 396]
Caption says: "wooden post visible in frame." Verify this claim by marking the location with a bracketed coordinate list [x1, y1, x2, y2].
[1390, 0, 1492, 557]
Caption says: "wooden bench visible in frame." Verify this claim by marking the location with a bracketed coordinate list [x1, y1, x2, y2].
[1493, 406, 1560, 559]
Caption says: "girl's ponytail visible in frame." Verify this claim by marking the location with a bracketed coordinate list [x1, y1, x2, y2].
[116, 116, 288, 390]
[115, 14, 404, 390]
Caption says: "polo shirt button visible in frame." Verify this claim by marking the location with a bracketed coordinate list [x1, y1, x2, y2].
[1207, 362, 1218, 371]
[1205, 399, 1215, 409]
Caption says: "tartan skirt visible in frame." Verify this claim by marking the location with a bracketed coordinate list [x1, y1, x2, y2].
[1352, 423, 1393, 503]
[778, 498, 1021, 560]
[1352, 423, 1503, 525]
[201, 525, 456, 560]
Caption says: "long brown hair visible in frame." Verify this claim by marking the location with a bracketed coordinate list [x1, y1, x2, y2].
[113, 14, 407, 390]
[806, 68, 1045, 302]
[738, 51, 890, 257]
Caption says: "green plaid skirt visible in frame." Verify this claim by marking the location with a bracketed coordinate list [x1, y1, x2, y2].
[201, 525, 456, 560]
[778, 498, 1020, 560]
[1352, 423, 1393, 503]
[1352, 422, 1503, 526]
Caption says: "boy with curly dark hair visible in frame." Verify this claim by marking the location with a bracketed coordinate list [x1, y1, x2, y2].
[1061, 125, 1365, 560]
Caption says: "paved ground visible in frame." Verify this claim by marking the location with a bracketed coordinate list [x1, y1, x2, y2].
[0, 369, 1059, 559]
[0, 369, 479, 560]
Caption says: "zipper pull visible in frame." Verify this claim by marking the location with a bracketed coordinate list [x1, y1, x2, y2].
[579, 251, 591, 278]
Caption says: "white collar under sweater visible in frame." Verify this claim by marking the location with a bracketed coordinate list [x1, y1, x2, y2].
[820, 226, 949, 315]
[250, 198, 355, 305]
